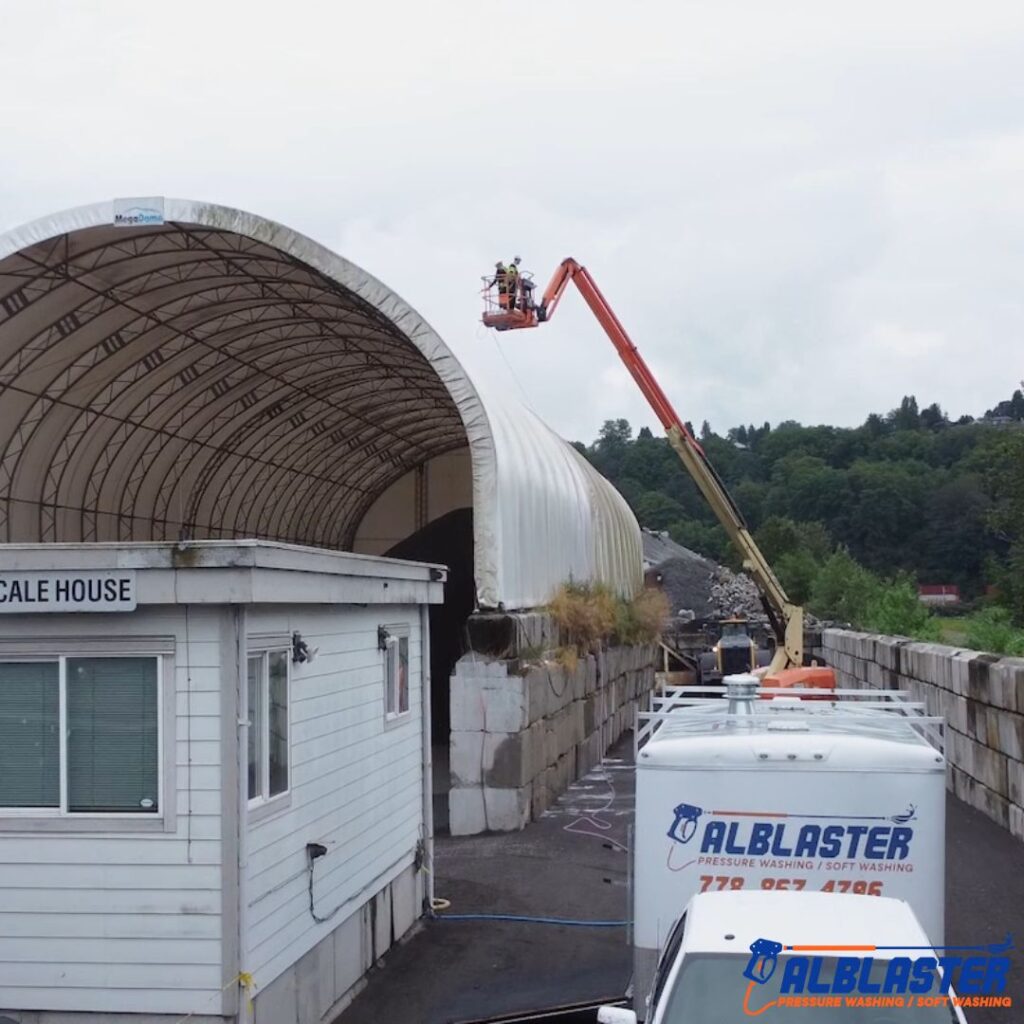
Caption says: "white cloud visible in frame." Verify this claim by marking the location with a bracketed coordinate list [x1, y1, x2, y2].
[1, 0, 1022, 441]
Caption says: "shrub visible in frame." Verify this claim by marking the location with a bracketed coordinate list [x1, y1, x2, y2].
[808, 552, 939, 640]
[548, 581, 617, 652]
[616, 587, 670, 646]
[964, 606, 1024, 657]
[862, 574, 940, 640]
[548, 581, 668, 654]
[775, 549, 822, 606]
[808, 549, 880, 624]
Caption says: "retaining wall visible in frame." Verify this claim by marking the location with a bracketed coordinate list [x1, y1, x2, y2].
[821, 629, 1024, 842]
[448, 642, 657, 835]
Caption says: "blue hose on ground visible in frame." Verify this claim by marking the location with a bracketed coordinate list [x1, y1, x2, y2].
[431, 912, 629, 927]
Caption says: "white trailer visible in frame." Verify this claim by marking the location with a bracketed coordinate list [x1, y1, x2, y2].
[631, 676, 946, 1013]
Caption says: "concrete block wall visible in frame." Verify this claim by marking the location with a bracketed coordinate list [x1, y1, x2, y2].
[821, 629, 1024, 842]
[449, 644, 656, 834]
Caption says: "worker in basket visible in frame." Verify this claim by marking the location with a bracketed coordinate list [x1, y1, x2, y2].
[506, 256, 521, 310]
[489, 261, 509, 309]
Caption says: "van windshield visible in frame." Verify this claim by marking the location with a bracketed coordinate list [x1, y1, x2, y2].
[657, 955, 959, 1023]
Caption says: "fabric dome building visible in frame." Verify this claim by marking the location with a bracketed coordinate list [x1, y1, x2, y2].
[0, 199, 644, 764]
[0, 198, 640, 611]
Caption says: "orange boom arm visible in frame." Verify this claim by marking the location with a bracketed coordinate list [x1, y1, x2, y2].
[481, 257, 804, 670]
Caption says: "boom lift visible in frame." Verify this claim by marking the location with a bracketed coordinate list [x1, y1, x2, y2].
[481, 257, 803, 673]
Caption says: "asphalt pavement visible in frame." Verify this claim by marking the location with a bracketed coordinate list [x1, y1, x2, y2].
[337, 736, 1023, 1024]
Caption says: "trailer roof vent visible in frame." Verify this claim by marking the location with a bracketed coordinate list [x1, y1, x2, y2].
[724, 673, 759, 717]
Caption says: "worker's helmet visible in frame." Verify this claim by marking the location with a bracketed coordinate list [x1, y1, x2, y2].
[495, 260, 504, 268]
[513, 256, 522, 265]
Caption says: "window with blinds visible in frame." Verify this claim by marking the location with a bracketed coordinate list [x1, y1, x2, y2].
[67, 658, 158, 813]
[0, 656, 160, 815]
[0, 662, 60, 807]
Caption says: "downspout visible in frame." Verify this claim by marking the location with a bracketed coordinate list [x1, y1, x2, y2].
[419, 604, 435, 911]
[235, 607, 251, 1023]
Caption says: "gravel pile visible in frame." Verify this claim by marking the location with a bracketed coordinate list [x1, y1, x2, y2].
[656, 555, 719, 619]
[643, 528, 820, 627]
[708, 565, 764, 618]
[643, 530, 762, 621]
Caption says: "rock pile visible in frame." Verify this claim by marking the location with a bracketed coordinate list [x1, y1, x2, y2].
[708, 565, 764, 618]
[642, 528, 820, 627]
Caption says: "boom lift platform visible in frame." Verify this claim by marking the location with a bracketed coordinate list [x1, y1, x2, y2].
[482, 258, 805, 674]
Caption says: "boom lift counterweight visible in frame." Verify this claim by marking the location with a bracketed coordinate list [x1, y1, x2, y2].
[482, 257, 803, 672]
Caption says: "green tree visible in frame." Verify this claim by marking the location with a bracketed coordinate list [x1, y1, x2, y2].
[590, 419, 633, 478]
[733, 480, 767, 531]
[918, 474, 993, 596]
[842, 460, 930, 571]
[755, 517, 833, 604]
[982, 432, 1024, 622]
[890, 395, 920, 431]
[864, 412, 887, 438]
[808, 549, 880, 624]
[775, 549, 823, 605]
[766, 456, 851, 527]
[754, 516, 830, 562]
[862, 574, 939, 639]
[574, 396, 1015, 604]
[669, 520, 731, 564]
[632, 491, 686, 531]
[920, 402, 947, 430]
[1012, 388, 1024, 420]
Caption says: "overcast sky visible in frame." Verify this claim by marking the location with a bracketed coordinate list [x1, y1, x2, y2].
[2, 1, 1022, 442]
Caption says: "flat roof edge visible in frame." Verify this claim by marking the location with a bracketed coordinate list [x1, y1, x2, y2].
[0, 540, 447, 584]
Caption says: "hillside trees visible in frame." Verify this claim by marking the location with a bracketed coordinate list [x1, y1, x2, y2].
[578, 388, 1023, 602]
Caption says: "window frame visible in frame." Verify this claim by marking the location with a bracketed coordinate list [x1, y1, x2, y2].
[381, 624, 411, 724]
[650, 912, 688, 1013]
[246, 646, 291, 816]
[0, 652, 165, 826]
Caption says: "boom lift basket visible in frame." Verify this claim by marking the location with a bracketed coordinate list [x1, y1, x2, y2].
[480, 273, 539, 331]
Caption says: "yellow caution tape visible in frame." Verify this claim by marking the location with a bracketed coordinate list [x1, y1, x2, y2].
[172, 971, 258, 1024]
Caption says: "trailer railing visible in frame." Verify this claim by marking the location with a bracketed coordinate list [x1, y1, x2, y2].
[635, 685, 945, 757]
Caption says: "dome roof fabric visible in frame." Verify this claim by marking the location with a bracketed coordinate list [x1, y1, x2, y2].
[0, 198, 641, 609]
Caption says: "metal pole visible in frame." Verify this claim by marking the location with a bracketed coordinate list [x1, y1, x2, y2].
[420, 604, 435, 910]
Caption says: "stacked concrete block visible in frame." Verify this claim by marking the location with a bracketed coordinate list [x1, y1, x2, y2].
[821, 629, 1024, 843]
[449, 639, 657, 835]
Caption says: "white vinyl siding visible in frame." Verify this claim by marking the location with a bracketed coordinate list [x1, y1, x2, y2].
[0, 608, 224, 1016]
[244, 606, 424, 991]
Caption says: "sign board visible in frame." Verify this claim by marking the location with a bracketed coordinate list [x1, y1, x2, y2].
[634, 763, 945, 954]
[0, 571, 137, 613]
[112, 197, 164, 228]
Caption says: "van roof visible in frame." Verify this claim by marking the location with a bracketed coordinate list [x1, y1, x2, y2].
[639, 700, 944, 771]
[682, 891, 934, 955]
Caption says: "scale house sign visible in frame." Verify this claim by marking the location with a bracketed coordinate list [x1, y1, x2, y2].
[0, 571, 137, 613]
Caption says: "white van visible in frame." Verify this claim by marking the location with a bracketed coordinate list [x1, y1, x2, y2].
[603, 891, 968, 1024]
[630, 676, 946, 1012]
